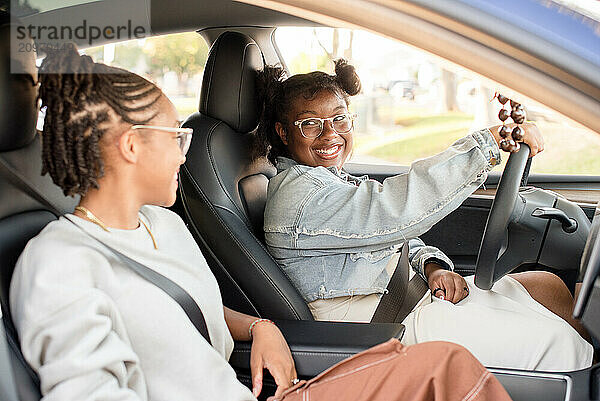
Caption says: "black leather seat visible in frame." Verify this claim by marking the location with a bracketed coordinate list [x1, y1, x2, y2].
[0, 11, 78, 400]
[180, 31, 312, 320]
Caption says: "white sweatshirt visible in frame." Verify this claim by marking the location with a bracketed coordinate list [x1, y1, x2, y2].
[10, 205, 256, 401]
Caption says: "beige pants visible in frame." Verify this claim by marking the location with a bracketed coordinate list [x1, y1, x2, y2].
[308, 256, 593, 372]
[308, 252, 406, 322]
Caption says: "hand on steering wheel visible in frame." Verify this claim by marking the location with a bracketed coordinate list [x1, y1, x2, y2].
[475, 101, 546, 289]
[489, 122, 545, 157]
[475, 135, 535, 290]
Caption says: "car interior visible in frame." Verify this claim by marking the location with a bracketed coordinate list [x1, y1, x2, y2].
[1, 1, 600, 401]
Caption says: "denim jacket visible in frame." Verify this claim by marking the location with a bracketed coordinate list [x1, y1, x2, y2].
[264, 129, 501, 302]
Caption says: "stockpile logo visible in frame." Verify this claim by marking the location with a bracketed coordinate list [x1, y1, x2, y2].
[10, 0, 151, 73]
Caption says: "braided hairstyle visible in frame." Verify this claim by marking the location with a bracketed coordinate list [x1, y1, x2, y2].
[254, 59, 361, 164]
[38, 45, 162, 197]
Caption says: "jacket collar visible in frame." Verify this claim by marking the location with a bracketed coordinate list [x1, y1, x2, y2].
[275, 156, 342, 176]
[275, 156, 369, 186]
[274, 156, 298, 173]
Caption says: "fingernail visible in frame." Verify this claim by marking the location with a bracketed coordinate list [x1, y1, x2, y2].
[440, 296, 445, 301]
[253, 388, 258, 397]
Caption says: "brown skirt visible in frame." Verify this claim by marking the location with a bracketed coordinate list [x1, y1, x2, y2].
[271, 339, 511, 401]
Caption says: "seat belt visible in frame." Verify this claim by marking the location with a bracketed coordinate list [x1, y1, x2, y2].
[0, 319, 20, 401]
[0, 156, 212, 346]
[393, 273, 429, 323]
[64, 216, 212, 345]
[371, 242, 429, 323]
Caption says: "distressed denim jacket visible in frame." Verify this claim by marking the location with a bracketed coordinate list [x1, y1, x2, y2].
[264, 129, 501, 302]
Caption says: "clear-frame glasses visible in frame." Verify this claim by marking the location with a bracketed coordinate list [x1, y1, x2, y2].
[131, 121, 194, 156]
[293, 113, 357, 139]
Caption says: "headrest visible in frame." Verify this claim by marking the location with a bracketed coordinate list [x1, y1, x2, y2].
[0, 11, 38, 152]
[199, 31, 264, 133]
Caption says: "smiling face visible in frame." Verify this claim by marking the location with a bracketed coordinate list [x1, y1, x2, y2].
[276, 89, 353, 169]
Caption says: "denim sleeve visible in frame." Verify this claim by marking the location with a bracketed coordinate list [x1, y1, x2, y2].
[265, 129, 501, 257]
[408, 238, 454, 281]
[472, 128, 502, 166]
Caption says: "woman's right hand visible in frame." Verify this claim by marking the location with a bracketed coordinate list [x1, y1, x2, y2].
[250, 322, 297, 399]
[488, 122, 544, 157]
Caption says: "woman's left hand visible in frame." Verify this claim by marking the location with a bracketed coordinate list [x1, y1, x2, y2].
[426, 264, 469, 304]
[489, 122, 545, 157]
[250, 321, 297, 399]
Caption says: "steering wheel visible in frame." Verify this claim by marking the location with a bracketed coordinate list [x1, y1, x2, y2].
[474, 144, 531, 290]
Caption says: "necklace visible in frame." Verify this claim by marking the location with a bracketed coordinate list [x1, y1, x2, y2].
[74, 206, 158, 250]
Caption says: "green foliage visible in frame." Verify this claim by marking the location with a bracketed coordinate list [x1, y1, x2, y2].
[145, 32, 208, 77]
[83, 32, 208, 79]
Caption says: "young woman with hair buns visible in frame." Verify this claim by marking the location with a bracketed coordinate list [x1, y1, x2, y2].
[256, 59, 593, 372]
[10, 46, 513, 401]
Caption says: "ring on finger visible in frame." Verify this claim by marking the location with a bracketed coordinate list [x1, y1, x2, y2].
[291, 378, 300, 385]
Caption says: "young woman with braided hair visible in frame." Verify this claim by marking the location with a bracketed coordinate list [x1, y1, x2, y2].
[38, 48, 163, 197]
[10, 46, 512, 401]
[256, 60, 593, 372]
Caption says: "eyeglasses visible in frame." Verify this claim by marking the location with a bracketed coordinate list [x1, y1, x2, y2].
[293, 113, 357, 139]
[131, 121, 194, 156]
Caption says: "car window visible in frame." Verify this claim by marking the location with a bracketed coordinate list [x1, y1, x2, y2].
[36, 32, 208, 128]
[11, 0, 102, 17]
[85, 32, 208, 118]
[274, 27, 600, 176]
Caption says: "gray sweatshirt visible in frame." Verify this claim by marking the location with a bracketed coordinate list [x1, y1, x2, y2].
[10, 205, 256, 401]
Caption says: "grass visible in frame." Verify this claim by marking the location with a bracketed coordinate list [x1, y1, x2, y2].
[394, 113, 471, 128]
[353, 112, 474, 161]
[368, 127, 468, 163]
[525, 121, 600, 175]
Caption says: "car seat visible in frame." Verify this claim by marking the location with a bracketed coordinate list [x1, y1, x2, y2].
[0, 11, 78, 400]
[179, 31, 312, 320]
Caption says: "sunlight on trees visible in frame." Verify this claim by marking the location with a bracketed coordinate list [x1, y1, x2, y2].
[144, 34, 207, 78]
[80, 32, 208, 117]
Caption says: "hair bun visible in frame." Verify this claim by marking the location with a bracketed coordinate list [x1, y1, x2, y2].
[334, 59, 361, 96]
[39, 44, 95, 75]
[39, 44, 97, 109]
